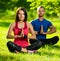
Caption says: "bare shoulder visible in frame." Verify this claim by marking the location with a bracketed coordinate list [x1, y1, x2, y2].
[9, 22, 16, 28]
[26, 22, 32, 28]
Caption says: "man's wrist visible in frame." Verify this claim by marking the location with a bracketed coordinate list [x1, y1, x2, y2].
[38, 31, 40, 34]
[35, 31, 40, 34]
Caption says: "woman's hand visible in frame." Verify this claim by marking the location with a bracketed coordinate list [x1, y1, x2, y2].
[17, 29, 25, 38]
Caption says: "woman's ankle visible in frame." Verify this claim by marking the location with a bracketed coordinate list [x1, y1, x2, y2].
[21, 48, 27, 53]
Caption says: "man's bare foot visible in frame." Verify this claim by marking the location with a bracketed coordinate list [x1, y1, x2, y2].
[14, 50, 19, 53]
[27, 50, 37, 54]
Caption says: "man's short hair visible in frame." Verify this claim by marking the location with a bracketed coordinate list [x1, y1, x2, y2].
[37, 6, 45, 12]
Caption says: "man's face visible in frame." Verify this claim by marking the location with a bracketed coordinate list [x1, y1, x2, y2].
[37, 8, 45, 17]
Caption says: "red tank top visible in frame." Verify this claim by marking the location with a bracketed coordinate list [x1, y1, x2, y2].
[13, 22, 29, 47]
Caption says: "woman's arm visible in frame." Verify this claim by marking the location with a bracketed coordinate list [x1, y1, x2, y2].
[6, 22, 22, 39]
[6, 22, 17, 39]
[27, 23, 36, 39]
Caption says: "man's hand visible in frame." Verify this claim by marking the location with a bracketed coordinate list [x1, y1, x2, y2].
[40, 25, 46, 35]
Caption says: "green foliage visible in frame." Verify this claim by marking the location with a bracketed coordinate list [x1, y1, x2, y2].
[0, 0, 31, 21]
[0, 0, 60, 21]
[0, 0, 30, 11]
[27, 0, 60, 17]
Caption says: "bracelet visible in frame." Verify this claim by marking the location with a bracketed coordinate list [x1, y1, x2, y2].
[23, 35, 27, 38]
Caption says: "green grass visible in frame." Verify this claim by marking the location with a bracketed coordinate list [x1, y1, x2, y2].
[0, 19, 60, 61]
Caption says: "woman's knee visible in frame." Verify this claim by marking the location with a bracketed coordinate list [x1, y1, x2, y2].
[7, 41, 13, 47]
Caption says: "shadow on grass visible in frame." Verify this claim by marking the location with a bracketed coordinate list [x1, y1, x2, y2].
[36, 45, 60, 57]
[37, 51, 60, 57]
[52, 45, 60, 49]
[0, 22, 10, 27]
[0, 55, 17, 61]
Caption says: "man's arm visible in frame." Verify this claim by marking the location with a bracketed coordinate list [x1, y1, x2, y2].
[45, 25, 56, 34]
[35, 25, 56, 35]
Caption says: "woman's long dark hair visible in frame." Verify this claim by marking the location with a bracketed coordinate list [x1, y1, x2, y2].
[15, 7, 27, 22]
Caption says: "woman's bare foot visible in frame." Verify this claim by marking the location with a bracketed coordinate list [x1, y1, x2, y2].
[21, 48, 27, 53]
[21, 48, 37, 53]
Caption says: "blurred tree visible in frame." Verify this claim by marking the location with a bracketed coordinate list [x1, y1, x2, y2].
[0, 0, 30, 12]
[27, 0, 60, 17]
[0, 0, 31, 20]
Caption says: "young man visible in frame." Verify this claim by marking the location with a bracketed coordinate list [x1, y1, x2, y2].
[30, 6, 59, 45]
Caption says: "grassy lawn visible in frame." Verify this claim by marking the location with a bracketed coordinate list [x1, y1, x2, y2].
[0, 19, 60, 61]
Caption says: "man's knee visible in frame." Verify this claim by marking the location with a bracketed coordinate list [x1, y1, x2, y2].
[53, 36, 59, 43]
[51, 36, 59, 45]
[54, 36, 59, 41]
[37, 41, 43, 46]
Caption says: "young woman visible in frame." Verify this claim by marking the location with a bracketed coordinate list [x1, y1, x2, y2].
[6, 7, 43, 53]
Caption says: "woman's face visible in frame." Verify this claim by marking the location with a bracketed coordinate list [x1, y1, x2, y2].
[18, 10, 25, 21]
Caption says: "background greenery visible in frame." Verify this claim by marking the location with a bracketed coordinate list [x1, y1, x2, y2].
[0, 0, 60, 61]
